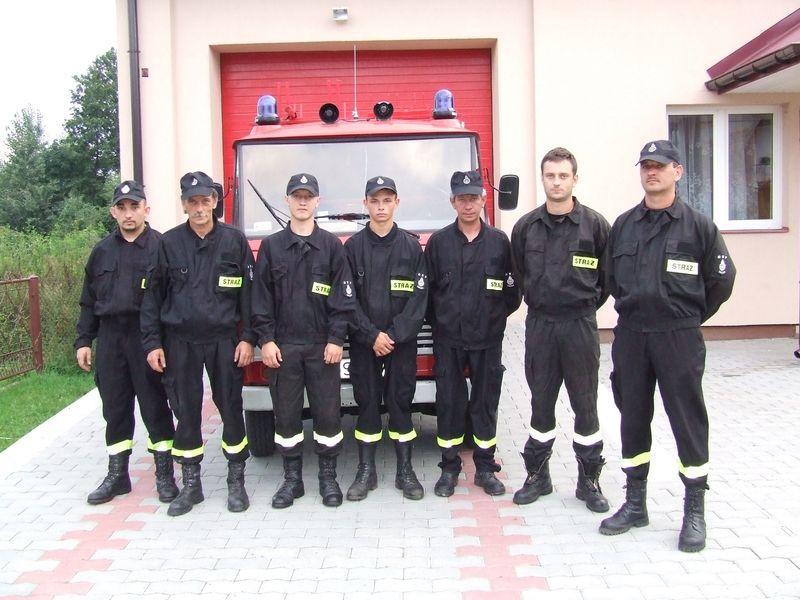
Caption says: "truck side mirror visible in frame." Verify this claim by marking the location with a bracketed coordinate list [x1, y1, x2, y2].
[213, 182, 225, 219]
[498, 175, 519, 210]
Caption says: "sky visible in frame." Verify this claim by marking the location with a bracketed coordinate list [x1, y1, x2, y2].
[0, 0, 117, 158]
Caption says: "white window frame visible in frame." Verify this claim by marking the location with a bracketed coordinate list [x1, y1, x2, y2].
[668, 105, 782, 231]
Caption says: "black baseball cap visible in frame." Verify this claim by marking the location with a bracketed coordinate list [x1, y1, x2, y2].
[365, 175, 397, 196]
[637, 140, 682, 166]
[450, 170, 484, 196]
[111, 180, 146, 206]
[180, 171, 215, 200]
[286, 173, 320, 196]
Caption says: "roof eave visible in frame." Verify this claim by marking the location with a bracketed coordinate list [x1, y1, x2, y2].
[705, 43, 800, 94]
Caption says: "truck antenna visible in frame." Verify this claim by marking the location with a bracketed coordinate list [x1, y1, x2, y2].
[352, 45, 359, 120]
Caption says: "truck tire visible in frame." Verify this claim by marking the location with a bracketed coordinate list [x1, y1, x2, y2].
[245, 410, 276, 457]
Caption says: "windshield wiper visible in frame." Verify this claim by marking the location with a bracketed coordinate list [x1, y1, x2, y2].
[248, 179, 290, 229]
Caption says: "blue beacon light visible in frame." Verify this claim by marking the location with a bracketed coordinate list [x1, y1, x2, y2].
[433, 89, 457, 119]
[255, 95, 280, 125]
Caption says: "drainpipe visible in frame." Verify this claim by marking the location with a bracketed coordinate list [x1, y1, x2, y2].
[127, 0, 143, 182]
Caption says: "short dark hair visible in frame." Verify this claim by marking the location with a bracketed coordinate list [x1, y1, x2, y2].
[541, 147, 578, 175]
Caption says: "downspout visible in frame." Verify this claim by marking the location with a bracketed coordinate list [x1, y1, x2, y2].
[127, 0, 143, 182]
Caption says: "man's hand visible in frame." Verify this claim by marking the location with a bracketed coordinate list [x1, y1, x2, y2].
[324, 343, 343, 364]
[147, 348, 167, 373]
[76, 347, 92, 372]
[234, 341, 254, 367]
[373, 332, 395, 357]
[261, 341, 282, 369]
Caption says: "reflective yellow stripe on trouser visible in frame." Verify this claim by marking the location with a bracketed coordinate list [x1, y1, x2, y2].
[275, 432, 304, 448]
[472, 435, 496, 449]
[172, 445, 204, 459]
[388, 429, 417, 443]
[314, 431, 344, 447]
[679, 461, 709, 480]
[147, 438, 173, 453]
[107, 439, 133, 455]
[529, 427, 557, 443]
[354, 430, 383, 443]
[573, 430, 603, 446]
[620, 451, 651, 469]
[221, 436, 248, 455]
[437, 435, 464, 448]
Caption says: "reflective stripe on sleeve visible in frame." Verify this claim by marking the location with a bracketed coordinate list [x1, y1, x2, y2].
[275, 432, 304, 448]
[388, 429, 417, 442]
[221, 436, 249, 454]
[107, 439, 133, 455]
[472, 435, 497, 449]
[679, 461, 709, 480]
[313, 431, 344, 447]
[573, 430, 603, 446]
[171, 445, 204, 458]
[437, 435, 464, 449]
[147, 438, 173, 453]
[354, 429, 383, 443]
[528, 427, 557, 443]
[621, 451, 651, 469]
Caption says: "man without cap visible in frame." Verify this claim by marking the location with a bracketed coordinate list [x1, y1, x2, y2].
[343, 176, 427, 502]
[425, 170, 522, 497]
[141, 171, 255, 516]
[76, 181, 178, 505]
[510, 148, 611, 512]
[599, 140, 736, 552]
[252, 173, 356, 508]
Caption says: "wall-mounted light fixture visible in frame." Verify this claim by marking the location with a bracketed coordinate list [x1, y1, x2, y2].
[332, 7, 348, 22]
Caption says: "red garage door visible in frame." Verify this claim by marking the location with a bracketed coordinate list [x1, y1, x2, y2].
[220, 48, 493, 211]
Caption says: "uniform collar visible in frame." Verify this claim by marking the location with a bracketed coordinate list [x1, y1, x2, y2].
[634, 195, 684, 221]
[453, 218, 485, 243]
[531, 197, 581, 228]
[366, 222, 398, 244]
[284, 222, 323, 249]
[114, 223, 150, 247]
[183, 215, 219, 240]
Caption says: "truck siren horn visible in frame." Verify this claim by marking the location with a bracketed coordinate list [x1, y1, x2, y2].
[255, 95, 280, 125]
[373, 101, 394, 121]
[319, 103, 340, 124]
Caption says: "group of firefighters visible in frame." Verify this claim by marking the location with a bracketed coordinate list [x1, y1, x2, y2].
[76, 139, 735, 553]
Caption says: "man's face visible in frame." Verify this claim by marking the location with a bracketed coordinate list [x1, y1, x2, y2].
[182, 194, 217, 227]
[286, 189, 319, 222]
[364, 189, 399, 224]
[639, 160, 683, 195]
[110, 199, 149, 233]
[541, 159, 577, 203]
[451, 193, 485, 225]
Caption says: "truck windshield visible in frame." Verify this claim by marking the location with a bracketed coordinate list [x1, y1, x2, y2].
[237, 135, 479, 237]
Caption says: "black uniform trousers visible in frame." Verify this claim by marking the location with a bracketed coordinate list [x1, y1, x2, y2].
[94, 316, 174, 455]
[268, 343, 343, 457]
[523, 314, 603, 466]
[434, 342, 504, 474]
[162, 336, 249, 464]
[610, 325, 709, 485]
[349, 340, 417, 442]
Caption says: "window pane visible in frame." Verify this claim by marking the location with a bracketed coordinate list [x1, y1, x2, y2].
[669, 114, 713, 217]
[728, 113, 772, 220]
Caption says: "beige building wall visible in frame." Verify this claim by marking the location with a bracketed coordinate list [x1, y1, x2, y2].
[117, 0, 800, 330]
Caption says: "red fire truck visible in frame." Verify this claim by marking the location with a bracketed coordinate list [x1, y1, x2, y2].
[229, 91, 518, 456]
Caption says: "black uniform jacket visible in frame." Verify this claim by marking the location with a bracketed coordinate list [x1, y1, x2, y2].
[511, 198, 610, 320]
[75, 225, 161, 350]
[425, 219, 522, 350]
[252, 223, 355, 347]
[344, 223, 428, 346]
[140, 217, 255, 353]
[607, 197, 736, 332]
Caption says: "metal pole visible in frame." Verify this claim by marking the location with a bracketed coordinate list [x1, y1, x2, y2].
[28, 276, 43, 372]
[128, 0, 144, 182]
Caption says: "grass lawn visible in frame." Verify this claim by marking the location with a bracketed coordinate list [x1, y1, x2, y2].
[0, 370, 94, 452]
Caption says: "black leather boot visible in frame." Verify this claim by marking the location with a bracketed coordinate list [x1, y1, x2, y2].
[394, 442, 424, 500]
[434, 470, 460, 497]
[87, 453, 132, 505]
[513, 451, 553, 505]
[318, 455, 343, 507]
[576, 457, 610, 513]
[346, 443, 378, 501]
[167, 463, 204, 517]
[153, 451, 178, 503]
[272, 456, 304, 509]
[475, 471, 506, 496]
[226, 461, 250, 513]
[599, 477, 648, 534]
[679, 484, 708, 552]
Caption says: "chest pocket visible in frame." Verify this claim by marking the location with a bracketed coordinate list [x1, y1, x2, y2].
[484, 266, 506, 297]
[92, 262, 117, 301]
[663, 238, 703, 296]
[216, 260, 243, 293]
[168, 266, 189, 293]
[133, 260, 150, 300]
[311, 266, 331, 297]
[569, 239, 598, 271]
[389, 266, 415, 297]
[612, 241, 638, 285]
[524, 236, 546, 284]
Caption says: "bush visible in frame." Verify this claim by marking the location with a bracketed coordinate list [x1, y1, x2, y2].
[0, 226, 105, 372]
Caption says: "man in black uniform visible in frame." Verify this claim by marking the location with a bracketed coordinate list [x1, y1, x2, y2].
[76, 181, 177, 505]
[425, 170, 522, 497]
[344, 176, 427, 502]
[252, 173, 355, 509]
[511, 148, 611, 512]
[599, 140, 736, 552]
[141, 171, 254, 517]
